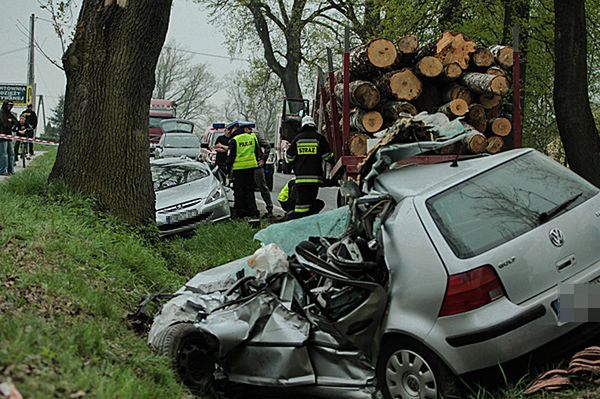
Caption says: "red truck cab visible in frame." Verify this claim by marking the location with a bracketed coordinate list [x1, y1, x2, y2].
[149, 99, 177, 155]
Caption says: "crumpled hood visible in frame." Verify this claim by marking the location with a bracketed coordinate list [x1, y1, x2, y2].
[155, 176, 215, 210]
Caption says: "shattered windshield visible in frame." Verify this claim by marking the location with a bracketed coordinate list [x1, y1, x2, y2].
[152, 162, 210, 191]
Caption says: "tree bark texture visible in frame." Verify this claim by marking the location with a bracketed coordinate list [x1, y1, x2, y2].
[49, 0, 172, 225]
[553, 0, 600, 186]
[381, 101, 417, 121]
[460, 72, 509, 95]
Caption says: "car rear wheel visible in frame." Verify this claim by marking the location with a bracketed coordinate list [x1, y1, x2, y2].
[155, 323, 216, 395]
[377, 338, 460, 399]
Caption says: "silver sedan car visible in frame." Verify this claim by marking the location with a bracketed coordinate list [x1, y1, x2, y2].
[152, 158, 230, 236]
[148, 148, 600, 398]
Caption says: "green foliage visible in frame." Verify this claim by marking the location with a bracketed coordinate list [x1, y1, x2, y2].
[0, 149, 259, 398]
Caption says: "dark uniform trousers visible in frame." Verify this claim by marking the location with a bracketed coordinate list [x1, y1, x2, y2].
[233, 168, 259, 218]
[294, 184, 320, 216]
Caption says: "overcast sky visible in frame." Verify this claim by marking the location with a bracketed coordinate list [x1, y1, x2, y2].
[0, 0, 249, 128]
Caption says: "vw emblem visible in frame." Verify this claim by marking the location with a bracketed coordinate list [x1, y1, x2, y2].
[549, 228, 565, 247]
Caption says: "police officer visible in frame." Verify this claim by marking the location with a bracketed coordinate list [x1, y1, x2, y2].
[226, 121, 261, 219]
[285, 116, 333, 218]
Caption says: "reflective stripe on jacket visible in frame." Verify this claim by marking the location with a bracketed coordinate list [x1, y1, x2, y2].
[232, 133, 259, 170]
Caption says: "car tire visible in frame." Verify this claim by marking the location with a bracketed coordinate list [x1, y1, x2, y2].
[377, 337, 461, 399]
[155, 323, 216, 396]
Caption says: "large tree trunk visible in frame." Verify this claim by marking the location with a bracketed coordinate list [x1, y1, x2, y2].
[49, 0, 172, 225]
[554, 0, 600, 186]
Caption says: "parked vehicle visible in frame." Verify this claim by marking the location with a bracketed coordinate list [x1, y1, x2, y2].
[200, 123, 227, 164]
[148, 148, 600, 398]
[154, 133, 200, 160]
[152, 158, 231, 236]
[149, 99, 177, 156]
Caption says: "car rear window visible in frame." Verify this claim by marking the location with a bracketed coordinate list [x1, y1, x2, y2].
[164, 134, 199, 148]
[162, 120, 194, 133]
[152, 163, 210, 191]
[426, 152, 598, 259]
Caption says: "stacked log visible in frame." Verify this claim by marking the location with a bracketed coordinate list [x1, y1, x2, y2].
[324, 31, 514, 156]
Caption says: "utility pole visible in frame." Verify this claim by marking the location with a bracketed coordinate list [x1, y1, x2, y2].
[27, 14, 35, 109]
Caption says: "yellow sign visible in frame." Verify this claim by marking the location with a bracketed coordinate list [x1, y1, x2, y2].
[0, 84, 32, 106]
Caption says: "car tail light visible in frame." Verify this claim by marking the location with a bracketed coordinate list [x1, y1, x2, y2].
[439, 265, 506, 317]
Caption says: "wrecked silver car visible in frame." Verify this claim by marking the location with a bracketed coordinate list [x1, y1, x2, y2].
[147, 117, 600, 398]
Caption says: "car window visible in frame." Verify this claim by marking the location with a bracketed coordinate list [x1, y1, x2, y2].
[426, 152, 599, 259]
[162, 120, 194, 133]
[164, 135, 199, 148]
[149, 116, 170, 128]
[152, 163, 210, 191]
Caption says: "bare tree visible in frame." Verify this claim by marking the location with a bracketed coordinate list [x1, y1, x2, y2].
[224, 61, 283, 142]
[154, 42, 219, 121]
[49, 0, 172, 225]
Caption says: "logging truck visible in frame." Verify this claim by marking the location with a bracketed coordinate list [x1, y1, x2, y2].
[312, 29, 521, 199]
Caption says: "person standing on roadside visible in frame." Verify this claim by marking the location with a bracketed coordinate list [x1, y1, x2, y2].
[252, 128, 274, 217]
[0, 101, 16, 175]
[13, 115, 32, 164]
[226, 121, 261, 219]
[285, 116, 334, 219]
[213, 128, 231, 183]
[20, 104, 37, 158]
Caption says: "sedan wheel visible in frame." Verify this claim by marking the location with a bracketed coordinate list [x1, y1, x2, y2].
[385, 350, 437, 399]
[378, 339, 460, 399]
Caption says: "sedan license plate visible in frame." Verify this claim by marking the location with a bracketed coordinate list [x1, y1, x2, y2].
[166, 208, 198, 224]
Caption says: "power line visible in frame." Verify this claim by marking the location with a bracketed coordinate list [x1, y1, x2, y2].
[163, 46, 249, 62]
[0, 47, 28, 57]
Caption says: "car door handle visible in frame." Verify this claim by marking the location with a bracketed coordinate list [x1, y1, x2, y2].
[556, 254, 576, 272]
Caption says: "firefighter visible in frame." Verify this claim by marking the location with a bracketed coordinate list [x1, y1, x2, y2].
[285, 116, 333, 218]
[226, 121, 261, 219]
[278, 176, 324, 216]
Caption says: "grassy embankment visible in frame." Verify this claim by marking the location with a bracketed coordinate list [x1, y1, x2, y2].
[0, 148, 259, 398]
[1, 149, 599, 399]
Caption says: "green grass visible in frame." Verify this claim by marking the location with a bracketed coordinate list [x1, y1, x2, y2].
[0, 149, 260, 398]
[1, 149, 599, 398]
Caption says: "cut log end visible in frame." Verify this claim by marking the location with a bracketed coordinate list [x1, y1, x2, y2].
[491, 45, 514, 69]
[466, 132, 488, 153]
[486, 135, 504, 153]
[367, 38, 398, 68]
[443, 63, 463, 80]
[439, 98, 469, 117]
[396, 35, 419, 55]
[489, 117, 512, 136]
[479, 93, 502, 109]
[361, 111, 384, 133]
[490, 75, 509, 95]
[387, 69, 423, 101]
[467, 103, 486, 122]
[348, 133, 369, 156]
[353, 81, 381, 109]
[472, 47, 494, 68]
[417, 56, 444, 78]
[435, 31, 477, 69]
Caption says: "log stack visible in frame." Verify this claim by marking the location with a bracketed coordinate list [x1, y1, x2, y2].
[327, 31, 514, 156]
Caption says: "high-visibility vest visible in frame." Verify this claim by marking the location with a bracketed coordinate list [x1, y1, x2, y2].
[232, 133, 258, 170]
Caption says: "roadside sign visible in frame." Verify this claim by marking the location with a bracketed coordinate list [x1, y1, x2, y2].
[0, 84, 33, 106]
